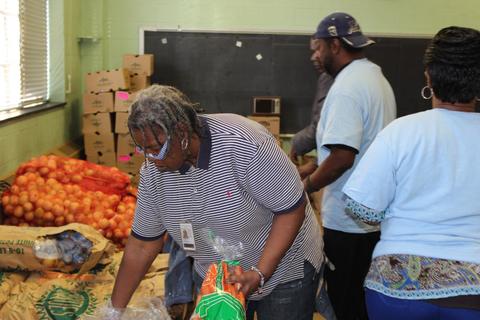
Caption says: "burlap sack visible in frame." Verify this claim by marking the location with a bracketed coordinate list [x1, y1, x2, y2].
[96, 251, 169, 279]
[0, 271, 27, 308]
[0, 253, 169, 320]
[0, 223, 115, 274]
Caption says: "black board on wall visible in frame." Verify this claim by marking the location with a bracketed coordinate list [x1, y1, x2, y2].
[144, 30, 432, 133]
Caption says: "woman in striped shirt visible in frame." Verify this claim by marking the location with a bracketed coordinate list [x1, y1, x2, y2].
[110, 85, 324, 320]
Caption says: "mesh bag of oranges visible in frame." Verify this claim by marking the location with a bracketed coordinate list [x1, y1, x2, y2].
[15, 155, 131, 196]
[1, 155, 138, 246]
[191, 235, 246, 320]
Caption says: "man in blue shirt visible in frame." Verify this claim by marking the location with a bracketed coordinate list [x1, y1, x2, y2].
[304, 12, 396, 320]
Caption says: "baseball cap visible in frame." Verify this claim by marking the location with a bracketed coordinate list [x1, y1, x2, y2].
[314, 12, 375, 48]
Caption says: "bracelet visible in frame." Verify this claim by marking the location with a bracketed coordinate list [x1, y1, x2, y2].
[250, 266, 265, 294]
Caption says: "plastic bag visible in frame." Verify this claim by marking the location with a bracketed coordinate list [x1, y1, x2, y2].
[0, 223, 114, 273]
[34, 230, 93, 266]
[191, 233, 246, 320]
[83, 297, 171, 320]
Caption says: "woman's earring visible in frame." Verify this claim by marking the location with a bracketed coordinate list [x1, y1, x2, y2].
[421, 86, 433, 100]
[181, 138, 189, 151]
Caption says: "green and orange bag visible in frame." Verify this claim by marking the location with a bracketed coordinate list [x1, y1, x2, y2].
[192, 260, 245, 320]
[192, 234, 246, 320]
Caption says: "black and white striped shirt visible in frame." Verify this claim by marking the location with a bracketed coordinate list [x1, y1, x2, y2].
[131, 113, 324, 299]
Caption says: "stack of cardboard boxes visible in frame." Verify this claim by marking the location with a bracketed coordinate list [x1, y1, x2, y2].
[83, 54, 154, 182]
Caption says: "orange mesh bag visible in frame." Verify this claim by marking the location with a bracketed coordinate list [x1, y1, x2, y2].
[16, 155, 131, 196]
[1, 155, 138, 246]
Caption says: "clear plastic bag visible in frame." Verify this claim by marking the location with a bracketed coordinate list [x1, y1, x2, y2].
[34, 230, 93, 267]
[209, 234, 244, 262]
[0, 223, 113, 273]
[83, 297, 171, 320]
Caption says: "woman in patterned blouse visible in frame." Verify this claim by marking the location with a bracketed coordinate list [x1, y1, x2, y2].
[342, 26, 480, 319]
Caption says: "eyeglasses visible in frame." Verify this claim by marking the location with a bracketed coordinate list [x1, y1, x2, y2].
[136, 137, 170, 160]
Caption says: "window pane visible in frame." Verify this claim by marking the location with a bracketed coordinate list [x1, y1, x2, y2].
[20, 0, 48, 106]
[0, 1, 21, 110]
[0, 0, 48, 112]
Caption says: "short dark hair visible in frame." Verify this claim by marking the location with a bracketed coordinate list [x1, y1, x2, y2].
[424, 26, 480, 103]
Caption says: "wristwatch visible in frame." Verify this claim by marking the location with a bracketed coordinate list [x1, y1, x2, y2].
[250, 266, 265, 294]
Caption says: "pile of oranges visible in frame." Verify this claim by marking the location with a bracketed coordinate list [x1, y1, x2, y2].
[1, 155, 138, 246]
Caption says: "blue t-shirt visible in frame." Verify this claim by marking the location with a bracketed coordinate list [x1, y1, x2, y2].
[316, 58, 396, 233]
[344, 109, 480, 264]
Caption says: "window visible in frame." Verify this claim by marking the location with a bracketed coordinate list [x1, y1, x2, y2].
[0, 0, 48, 112]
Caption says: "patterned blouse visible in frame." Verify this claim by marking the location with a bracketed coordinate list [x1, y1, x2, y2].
[345, 197, 480, 302]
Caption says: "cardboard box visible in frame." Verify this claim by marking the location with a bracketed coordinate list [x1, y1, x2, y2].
[247, 115, 280, 136]
[86, 151, 117, 167]
[83, 112, 113, 133]
[83, 92, 114, 114]
[115, 112, 129, 134]
[114, 91, 138, 112]
[85, 68, 130, 93]
[84, 132, 116, 155]
[117, 133, 136, 156]
[116, 153, 145, 175]
[129, 74, 151, 92]
[123, 54, 154, 76]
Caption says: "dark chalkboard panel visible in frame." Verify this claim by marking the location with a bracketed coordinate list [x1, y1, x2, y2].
[144, 30, 432, 133]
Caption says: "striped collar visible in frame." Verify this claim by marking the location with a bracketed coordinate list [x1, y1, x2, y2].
[179, 116, 212, 174]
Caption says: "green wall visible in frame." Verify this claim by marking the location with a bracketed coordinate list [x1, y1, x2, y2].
[1, 0, 479, 177]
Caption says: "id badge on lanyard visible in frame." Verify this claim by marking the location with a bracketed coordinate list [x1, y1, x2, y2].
[179, 222, 196, 251]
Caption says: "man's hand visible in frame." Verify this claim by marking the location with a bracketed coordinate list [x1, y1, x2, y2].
[228, 270, 261, 296]
[297, 161, 317, 179]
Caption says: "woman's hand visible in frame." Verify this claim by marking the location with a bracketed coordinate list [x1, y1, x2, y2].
[228, 269, 261, 296]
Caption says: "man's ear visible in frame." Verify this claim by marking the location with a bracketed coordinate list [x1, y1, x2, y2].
[330, 38, 342, 55]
